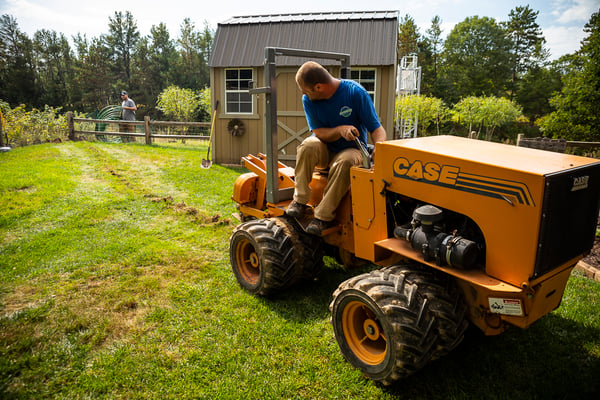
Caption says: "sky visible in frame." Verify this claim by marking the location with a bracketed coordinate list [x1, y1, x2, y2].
[1, 0, 598, 60]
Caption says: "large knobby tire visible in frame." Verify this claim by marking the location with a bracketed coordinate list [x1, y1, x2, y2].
[329, 263, 468, 385]
[230, 217, 323, 296]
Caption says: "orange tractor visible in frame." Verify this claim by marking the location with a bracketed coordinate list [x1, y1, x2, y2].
[229, 48, 600, 384]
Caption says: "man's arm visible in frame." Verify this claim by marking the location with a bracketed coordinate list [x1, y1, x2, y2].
[370, 126, 386, 144]
[123, 101, 137, 111]
[314, 125, 386, 144]
[313, 125, 359, 142]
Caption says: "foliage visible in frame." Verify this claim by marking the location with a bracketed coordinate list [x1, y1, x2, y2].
[0, 12, 213, 113]
[0, 7, 597, 144]
[537, 10, 600, 141]
[502, 5, 549, 99]
[395, 95, 450, 135]
[32, 29, 74, 107]
[0, 14, 37, 106]
[175, 18, 212, 91]
[440, 16, 512, 104]
[452, 96, 522, 140]
[516, 65, 562, 122]
[156, 85, 201, 122]
[422, 16, 444, 97]
[0, 100, 68, 146]
[198, 87, 212, 120]
[0, 142, 598, 399]
[105, 11, 140, 89]
[398, 14, 420, 59]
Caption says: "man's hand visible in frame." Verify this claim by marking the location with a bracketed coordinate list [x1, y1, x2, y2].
[339, 125, 359, 141]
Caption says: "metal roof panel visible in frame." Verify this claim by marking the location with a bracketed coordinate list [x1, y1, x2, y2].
[209, 11, 399, 67]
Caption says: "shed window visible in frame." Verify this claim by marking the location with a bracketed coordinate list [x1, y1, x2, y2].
[225, 68, 253, 114]
[351, 68, 376, 102]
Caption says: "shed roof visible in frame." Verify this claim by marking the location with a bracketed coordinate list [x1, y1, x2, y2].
[209, 11, 399, 68]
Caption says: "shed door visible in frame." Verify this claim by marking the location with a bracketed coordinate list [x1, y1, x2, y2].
[275, 68, 310, 165]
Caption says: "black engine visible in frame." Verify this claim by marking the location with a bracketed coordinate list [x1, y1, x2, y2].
[392, 204, 482, 269]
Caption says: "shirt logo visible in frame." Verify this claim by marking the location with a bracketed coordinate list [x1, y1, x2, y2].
[339, 106, 352, 118]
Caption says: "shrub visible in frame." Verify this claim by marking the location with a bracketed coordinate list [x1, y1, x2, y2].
[0, 100, 69, 147]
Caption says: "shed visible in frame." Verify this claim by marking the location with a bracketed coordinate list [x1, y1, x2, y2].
[208, 11, 399, 165]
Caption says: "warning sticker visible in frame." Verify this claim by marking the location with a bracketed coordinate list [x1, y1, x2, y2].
[488, 298, 524, 316]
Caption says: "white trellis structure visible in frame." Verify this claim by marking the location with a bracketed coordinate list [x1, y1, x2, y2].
[395, 54, 421, 138]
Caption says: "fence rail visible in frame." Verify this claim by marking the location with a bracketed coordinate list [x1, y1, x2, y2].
[67, 112, 211, 144]
[516, 134, 600, 154]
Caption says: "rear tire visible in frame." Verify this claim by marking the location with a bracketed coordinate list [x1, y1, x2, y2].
[330, 263, 467, 385]
[230, 217, 323, 296]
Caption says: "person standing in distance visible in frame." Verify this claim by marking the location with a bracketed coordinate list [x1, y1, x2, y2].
[286, 61, 386, 235]
[120, 91, 137, 142]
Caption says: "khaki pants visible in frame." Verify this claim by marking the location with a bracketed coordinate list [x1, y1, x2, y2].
[294, 136, 362, 221]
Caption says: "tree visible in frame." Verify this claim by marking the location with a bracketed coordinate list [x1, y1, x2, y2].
[33, 29, 74, 107]
[451, 96, 481, 134]
[502, 5, 548, 99]
[105, 11, 140, 89]
[398, 14, 420, 59]
[197, 87, 212, 121]
[478, 96, 523, 140]
[156, 85, 200, 122]
[175, 19, 213, 89]
[0, 14, 37, 106]
[72, 35, 114, 108]
[516, 65, 562, 123]
[424, 16, 443, 96]
[452, 96, 522, 140]
[440, 16, 512, 104]
[537, 10, 600, 141]
[149, 23, 178, 93]
[395, 95, 450, 136]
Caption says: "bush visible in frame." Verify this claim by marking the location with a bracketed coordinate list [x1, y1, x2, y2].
[0, 101, 69, 147]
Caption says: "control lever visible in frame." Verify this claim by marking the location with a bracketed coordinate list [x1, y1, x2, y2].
[354, 136, 371, 168]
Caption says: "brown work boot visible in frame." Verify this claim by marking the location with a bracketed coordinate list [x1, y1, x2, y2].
[306, 218, 335, 236]
[286, 200, 310, 219]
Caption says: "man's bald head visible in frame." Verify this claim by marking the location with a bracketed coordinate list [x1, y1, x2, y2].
[295, 61, 334, 89]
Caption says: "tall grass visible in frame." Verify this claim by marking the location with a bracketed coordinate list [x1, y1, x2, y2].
[0, 142, 598, 399]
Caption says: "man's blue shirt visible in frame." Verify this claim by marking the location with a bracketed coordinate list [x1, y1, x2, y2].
[302, 79, 381, 153]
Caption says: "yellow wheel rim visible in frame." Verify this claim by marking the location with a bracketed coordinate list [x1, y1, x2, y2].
[235, 239, 260, 284]
[342, 300, 387, 365]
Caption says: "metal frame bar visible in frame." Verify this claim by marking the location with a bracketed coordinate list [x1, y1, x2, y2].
[250, 47, 351, 204]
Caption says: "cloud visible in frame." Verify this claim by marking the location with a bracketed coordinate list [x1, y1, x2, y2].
[545, 25, 586, 58]
[553, 0, 598, 24]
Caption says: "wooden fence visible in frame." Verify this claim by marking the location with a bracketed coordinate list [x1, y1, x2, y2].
[516, 134, 600, 154]
[67, 112, 211, 145]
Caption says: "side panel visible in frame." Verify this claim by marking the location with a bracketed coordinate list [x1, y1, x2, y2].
[535, 164, 600, 277]
[351, 167, 388, 261]
[375, 141, 546, 286]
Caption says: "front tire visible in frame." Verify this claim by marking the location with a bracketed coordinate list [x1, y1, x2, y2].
[230, 217, 323, 296]
[330, 263, 468, 385]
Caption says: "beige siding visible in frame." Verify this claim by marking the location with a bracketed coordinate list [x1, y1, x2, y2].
[213, 68, 263, 165]
[211, 64, 396, 165]
[376, 66, 397, 139]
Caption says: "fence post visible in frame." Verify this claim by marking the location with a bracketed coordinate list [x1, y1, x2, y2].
[517, 133, 524, 147]
[144, 116, 151, 144]
[0, 110, 5, 147]
[67, 112, 75, 141]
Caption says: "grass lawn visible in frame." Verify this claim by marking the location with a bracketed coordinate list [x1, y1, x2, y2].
[1, 142, 599, 399]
